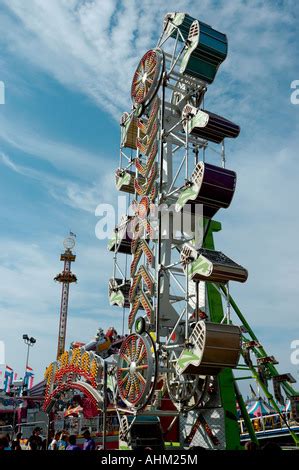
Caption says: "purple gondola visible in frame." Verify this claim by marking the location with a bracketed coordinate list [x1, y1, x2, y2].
[175, 161, 237, 219]
[182, 104, 240, 144]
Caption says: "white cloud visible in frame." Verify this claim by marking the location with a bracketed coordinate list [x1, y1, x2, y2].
[216, 129, 299, 333]
[1, 0, 296, 120]
[1, 152, 20, 173]
[0, 149, 115, 213]
[0, 116, 102, 179]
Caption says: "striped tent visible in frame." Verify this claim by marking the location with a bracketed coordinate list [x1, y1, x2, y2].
[27, 379, 45, 400]
[246, 398, 275, 417]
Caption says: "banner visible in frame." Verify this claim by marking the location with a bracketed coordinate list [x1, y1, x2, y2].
[23, 365, 34, 390]
[4, 365, 13, 393]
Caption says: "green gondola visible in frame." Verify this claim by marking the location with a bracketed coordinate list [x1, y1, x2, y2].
[180, 19, 228, 83]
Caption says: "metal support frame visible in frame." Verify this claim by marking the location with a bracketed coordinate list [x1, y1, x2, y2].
[109, 12, 298, 451]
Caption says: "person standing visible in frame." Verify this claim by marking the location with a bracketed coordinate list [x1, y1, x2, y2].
[0, 434, 11, 450]
[11, 432, 23, 451]
[28, 440, 38, 451]
[82, 430, 95, 451]
[48, 431, 61, 450]
[66, 435, 81, 451]
[28, 427, 43, 450]
[57, 433, 68, 450]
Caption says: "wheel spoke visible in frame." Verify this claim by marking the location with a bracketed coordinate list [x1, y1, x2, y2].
[121, 352, 131, 364]
[136, 364, 148, 370]
[130, 336, 137, 358]
[135, 338, 142, 360]
[119, 372, 129, 385]
[133, 77, 142, 86]
[147, 63, 156, 75]
[136, 346, 146, 364]
[123, 376, 131, 397]
[128, 377, 134, 393]
[136, 371, 146, 384]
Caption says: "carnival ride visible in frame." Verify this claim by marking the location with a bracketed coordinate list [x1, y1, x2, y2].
[54, 235, 77, 360]
[43, 326, 126, 413]
[238, 398, 299, 446]
[43, 11, 299, 450]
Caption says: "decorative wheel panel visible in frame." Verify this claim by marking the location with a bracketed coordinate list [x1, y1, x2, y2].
[117, 333, 156, 409]
[131, 49, 164, 108]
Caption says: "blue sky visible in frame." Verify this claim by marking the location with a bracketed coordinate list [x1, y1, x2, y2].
[0, 0, 298, 390]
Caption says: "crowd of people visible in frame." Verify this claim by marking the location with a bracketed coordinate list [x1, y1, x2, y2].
[0, 426, 283, 452]
[0, 427, 96, 451]
[48, 429, 96, 451]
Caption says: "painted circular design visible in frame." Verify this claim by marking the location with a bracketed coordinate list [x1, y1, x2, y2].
[117, 333, 156, 409]
[131, 49, 164, 108]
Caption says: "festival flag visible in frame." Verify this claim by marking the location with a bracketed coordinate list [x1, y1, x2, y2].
[23, 366, 34, 390]
[4, 365, 13, 393]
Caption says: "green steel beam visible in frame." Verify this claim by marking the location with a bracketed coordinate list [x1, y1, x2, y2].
[220, 285, 298, 397]
[234, 381, 259, 447]
[204, 221, 299, 448]
[249, 364, 299, 447]
[216, 284, 299, 446]
[205, 220, 242, 450]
